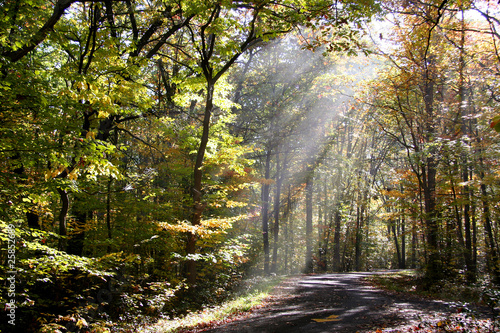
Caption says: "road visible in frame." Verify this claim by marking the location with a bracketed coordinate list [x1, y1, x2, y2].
[200, 272, 464, 333]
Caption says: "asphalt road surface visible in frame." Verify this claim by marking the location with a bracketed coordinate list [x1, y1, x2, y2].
[201, 272, 467, 333]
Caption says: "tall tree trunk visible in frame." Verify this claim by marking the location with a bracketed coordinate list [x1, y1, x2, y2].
[481, 180, 500, 283]
[57, 188, 69, 251]
[411, 217, 418, 268]
[320, 213, 331, 272]
[401, 214, 406, 269]
[317, 182, 323, 268]
[288, 185, 295, 273]
[304, 167, 313, 273]
[332, 206, 342, 272]
[463, 178, 474, 281]
[261, 149, 272, 275]
[421, 54, 442, 283]
[283, 185, 291, 274]
[458, 7, 475, 282]
[186, 79, 215, 285]
[106, 177, 113, 253]
[422, 141, 440, 282]
[67, 208, 86, 256]
[392, 221, 402, 268]
[271, 151, 282, 274]
[317, 178, 328, 272]
[341, 222, 351, 271]
[332, 166, 343, 272]
[355, 203, 362, 271]
[472, 200, 477, 273]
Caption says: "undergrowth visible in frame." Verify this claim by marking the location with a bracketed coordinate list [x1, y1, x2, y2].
[366, 270, 492, 305]
[366, 270, 500, 332]
[122, 274, 284, 333]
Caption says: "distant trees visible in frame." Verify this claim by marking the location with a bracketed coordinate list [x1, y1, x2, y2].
[237, 0, 500, 285]
[231, 35, 364, 274]
[362, 0, 500, 283]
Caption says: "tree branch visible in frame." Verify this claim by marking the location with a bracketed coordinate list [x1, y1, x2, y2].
[2, 0, 77, 62]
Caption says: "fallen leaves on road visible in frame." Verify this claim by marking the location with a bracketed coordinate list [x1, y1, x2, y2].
[367, 312, 499, 333]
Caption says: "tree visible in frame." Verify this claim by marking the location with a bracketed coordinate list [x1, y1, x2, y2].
[181, 1, 381, 280]
[361, 0, 500, 284]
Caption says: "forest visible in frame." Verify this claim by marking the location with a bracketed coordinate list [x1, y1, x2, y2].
[2, 0, 500, 332]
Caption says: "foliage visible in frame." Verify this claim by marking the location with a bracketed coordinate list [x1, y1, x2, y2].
[136, 275, 284, 333]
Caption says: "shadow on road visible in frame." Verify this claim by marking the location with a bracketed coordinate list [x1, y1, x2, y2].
[201, 272, 457, 333]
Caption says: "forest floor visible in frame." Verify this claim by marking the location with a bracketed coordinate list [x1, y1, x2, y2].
[185, 272, 498, 333]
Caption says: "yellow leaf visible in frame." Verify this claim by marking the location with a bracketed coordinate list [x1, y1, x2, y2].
[76, 318, 88, 328]
[75, 81, 85, 90]
[98, 111, 109, 118]
[312, 314, 341, 322]
[102, 95, 112, 105]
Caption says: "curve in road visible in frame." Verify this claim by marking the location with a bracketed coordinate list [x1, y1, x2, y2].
[201, 272, 462, 333]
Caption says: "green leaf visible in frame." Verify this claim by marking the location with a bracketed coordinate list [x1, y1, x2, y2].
[491, 116, 500, 132]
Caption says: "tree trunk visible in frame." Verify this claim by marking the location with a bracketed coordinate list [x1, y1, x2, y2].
[106, 177, 113, 253]
[67, 208, 86, 256]
[288, 185, 295, 273]
[27, 211, 40, 229]
[411, 218, 418, 268]
[341, 223, 351, 271]
[401, 214, 406, 269]
[304, 168, 313, 273]
[482, 181, 500, 283]
[458, 8, 475, 282]
[57, 188, 69, 251]
[463, 178, 474, 281]
[355, 203, 362, 271]
[261, 149, 272, 275]
[422, 142, 440, 282]
[450, 180, 465, 265]
[472, 200, 477, 274]
[271, 151, 282, 274]
[332, 206, 342, 272]
[283, 186, 291, 274]
[186, 80, 215, 285]
[421, 54, 442, 283]
[317, 180, 328, 272]
[392, 221, 402, 268]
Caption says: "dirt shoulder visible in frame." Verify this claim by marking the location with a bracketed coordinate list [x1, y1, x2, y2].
[195, 272, 497, 333]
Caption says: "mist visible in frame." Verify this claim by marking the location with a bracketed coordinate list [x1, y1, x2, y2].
[228, 32, 384, 275]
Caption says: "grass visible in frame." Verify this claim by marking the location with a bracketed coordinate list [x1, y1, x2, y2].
[367, 270, 419, 294]
[138, 291, 267, 333]
[135, 275, 284, 333]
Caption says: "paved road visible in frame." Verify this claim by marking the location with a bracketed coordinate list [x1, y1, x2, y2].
[201, 272, 458, 333]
